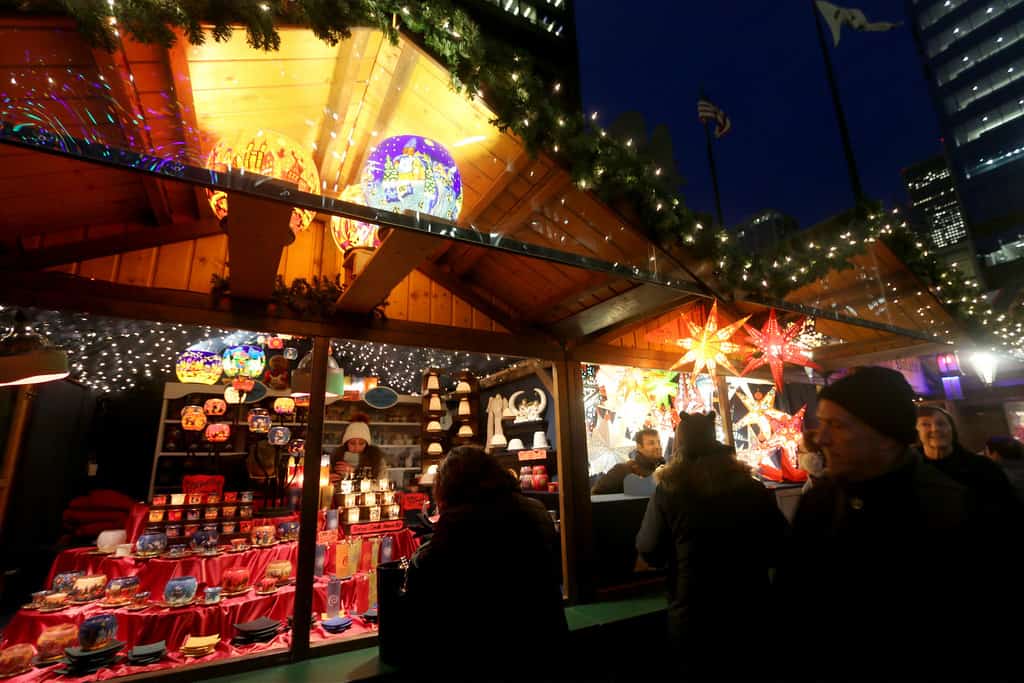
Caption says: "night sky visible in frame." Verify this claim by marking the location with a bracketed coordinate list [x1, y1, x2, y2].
[575, 0, 943, 230]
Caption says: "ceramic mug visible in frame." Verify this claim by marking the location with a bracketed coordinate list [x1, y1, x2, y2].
[115, 543, 132, 557]
[203, 587, 222, 604]
[132, 591, 150, 607]
[223, 567, 250, 593]
[257, 578, 277, 593]
[0, 644, 34, 676]
[163, 576, 198, 606]
[36, 623, 77, 660]
[79, 613, 118, 651]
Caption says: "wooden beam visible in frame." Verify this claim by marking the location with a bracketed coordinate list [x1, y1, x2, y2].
[415, 260, 525, 333]
[0, 270, 565, 359]
[311, 34, 363, 186]
[336, 228, 445, 313]
[569, 343, 681, 370]
[224, 192, 295, 300]
[813, 338, 954, 372]
[551, 283, 694, 342]
[533, 361, 554, 396]
[4, 218, 221, 270]
[478, 359, 554, 389]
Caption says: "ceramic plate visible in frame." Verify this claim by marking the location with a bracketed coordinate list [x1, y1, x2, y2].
[153, 599, 195, 608]
[36, 604, 69, 613]
[33, 654, 65, 667]
[123, 603, 150, 611]
[0, 666, 33, 678]
[220, 587, 251, 598]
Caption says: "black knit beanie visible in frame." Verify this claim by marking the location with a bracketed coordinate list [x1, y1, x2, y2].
[818, 367, 918, 445]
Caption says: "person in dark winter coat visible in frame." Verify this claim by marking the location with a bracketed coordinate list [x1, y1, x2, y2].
[405, 446, 566, 677]
[591, 428, 663, 495]
[779, 367, 997, 678]
[985, 435, 1024, 501]
[636, 412, 786, 678]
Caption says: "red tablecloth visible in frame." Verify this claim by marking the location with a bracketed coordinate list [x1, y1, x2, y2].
[1, 576, 379, 682]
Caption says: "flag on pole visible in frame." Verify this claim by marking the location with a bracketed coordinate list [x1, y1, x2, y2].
[815, 1, 899, 47]
[697, 98, 731, 138]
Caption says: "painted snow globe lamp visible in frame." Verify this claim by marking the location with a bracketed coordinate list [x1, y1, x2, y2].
[248, 408, 272, 434]
[273, 397, 295, 416]
[175, 349, 223, 385]
[180, 405, 207, 432]
[268, 425, 291, 446]
[222, 344, 266, 382]
[361, 135, 463, 222]
[204, 397, 227, 416]
[205, 423, 231, 443]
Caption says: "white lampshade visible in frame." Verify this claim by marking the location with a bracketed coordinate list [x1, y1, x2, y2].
[457, 398, 471, 416]
[426, 421, 443, 433]
[427, 442, 443, 455]
[426, 375, 440, 391]
[455, 381, 471, 394]
[970, 351, 998, 386]
[457, 424, 473, 437]
[428, 396, 442, 412]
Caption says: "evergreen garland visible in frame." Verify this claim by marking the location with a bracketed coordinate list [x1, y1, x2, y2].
[9, 0, 1022, 356]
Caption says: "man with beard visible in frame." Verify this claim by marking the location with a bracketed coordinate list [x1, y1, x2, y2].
[592, 428, 663, 495]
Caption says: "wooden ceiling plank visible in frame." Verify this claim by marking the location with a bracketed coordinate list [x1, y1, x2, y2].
[415, 261, 530, 334]
[336, 228, 446, 313]
[551, 283, 695, 343]
[310, 34, 363, 182]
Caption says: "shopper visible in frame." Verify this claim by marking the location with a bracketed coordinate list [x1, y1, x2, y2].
[778, 367, 986, 678]
[591, 427, 663, 495]
[984, 435, 1024, 501]
[331, 413, 387, 482]
[404, 446, 566, 677]
[636, 412, 785, 678]
[915, 405, 1020, 517]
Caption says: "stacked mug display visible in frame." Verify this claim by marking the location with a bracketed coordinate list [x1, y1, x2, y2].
[62, 614, 123, 676]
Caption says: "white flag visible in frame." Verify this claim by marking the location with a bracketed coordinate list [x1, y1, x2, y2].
[816, 0, 900, 47]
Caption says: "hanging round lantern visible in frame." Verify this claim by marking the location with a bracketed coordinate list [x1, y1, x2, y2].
[267, 337, 285, 350]
[330, 184, 382, 254]
[175, 350, 223, 385]
[232, 377, 256, 393]
[288, 439, 305, 456]
[204, 398, 227, 416]
[247, 408, 272, 433]
[204, 423, 231, 443]
[273, 397, 295, 415]
[361, 135, 463, 222]
[268, 426, 292, 446]
[181, 405, 207, 432]
[205, 129, 321, 233]
[222, 345, 266, 380]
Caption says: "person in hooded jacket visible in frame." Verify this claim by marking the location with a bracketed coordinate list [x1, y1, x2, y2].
[636, 411, 786, 678]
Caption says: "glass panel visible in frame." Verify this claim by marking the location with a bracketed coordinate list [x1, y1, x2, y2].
[0, 308, 314, 675]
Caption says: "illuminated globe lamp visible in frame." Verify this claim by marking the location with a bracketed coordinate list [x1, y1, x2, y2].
[205, 129, 321, 233]
[330, 184, 382, 255]
[248, 408, 272, 433]
[181, 405, 207, 432]
[222, 345, 266, 382]
[288, 439, 306, 456]
[268, 426, 292, 446]
[291, 351, 345, 402]
[175, 350, 223, 385]
[273, 397, 296, 415]
[204, 398, 227, 416]
[205, 423, 231, 443]
[361, 135, 463, 222]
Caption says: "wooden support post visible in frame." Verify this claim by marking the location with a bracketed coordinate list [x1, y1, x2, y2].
[714, 375, 735, 447]
[552, 359, 594, 603]
[291, 336, 329, 657]
[224, 190, 296, 301]
[0, 386, 36, 542]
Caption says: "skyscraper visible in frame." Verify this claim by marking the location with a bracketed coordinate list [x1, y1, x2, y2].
[906, 0, 1024, 252]
[902, 155, 969, 249]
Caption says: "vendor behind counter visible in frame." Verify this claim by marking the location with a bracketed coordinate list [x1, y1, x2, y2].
[330, 414, 387, 481]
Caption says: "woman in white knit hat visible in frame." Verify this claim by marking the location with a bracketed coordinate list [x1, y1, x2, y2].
[331, 413, 388, 482]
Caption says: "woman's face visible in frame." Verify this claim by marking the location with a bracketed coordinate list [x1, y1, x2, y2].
[916, 413, 953, 454]
[347, 438, 367, 454]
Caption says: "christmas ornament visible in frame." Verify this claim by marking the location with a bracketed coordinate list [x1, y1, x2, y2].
[205, 129, 321, 233]
[768, 406, 808, 483]
[670, 301, 750, 376]
[735, 387, 788, 438]
[741, 309, 821, 390]
[330, 185, 382, 253]
[361, 135, 463, 221]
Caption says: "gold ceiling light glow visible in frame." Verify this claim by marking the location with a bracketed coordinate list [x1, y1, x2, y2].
[0, 312, 70, 387]
[671, 301, 751, 376]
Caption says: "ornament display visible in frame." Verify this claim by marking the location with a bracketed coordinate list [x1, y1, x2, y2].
[361, 135, 463, 221]
[247, 408, 272, 433]
[284, 347, 298, 361]
[222, 345, 266, 380]
[670, 301, 751, 376]
[205, 129, 321, 232]
[330, 185, 382, 253]
[175, 350, 223, 385]
[509, 388, 548, 423]
[204, 423, 231, 443]
[273, 397, 295, 415]
[180, 405, 207, 432]
[741, 309, 821, 390]
[734, 387, 788, 438]
[268, 426, 291, 446]
[204, 398, 227, 416]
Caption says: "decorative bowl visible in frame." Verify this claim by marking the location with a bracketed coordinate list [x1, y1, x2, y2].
[190, 529, 219, 553]
[265, 560, 293, 585]
[69, 574, 107, 602]
[43, 592, 68, 608]
[136, 531, 168, 555]
[79, 613, 118, 651]
[36, 623, 77, 660]
[96, 529, 127, 553]
[223, 567, 250, 593]
[252, 525, 276, 546]
[276, 521, 300, 542]
[50, 573, 82, 593]
[106, 576, 140, 601]
[0, 644, 34, 676]
[163, 576, 198, 606]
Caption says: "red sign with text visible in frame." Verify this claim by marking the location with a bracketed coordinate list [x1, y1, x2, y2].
[517, 449, 548, 462]
[346, 519, 405, 536]
[400, 492, 429, 511]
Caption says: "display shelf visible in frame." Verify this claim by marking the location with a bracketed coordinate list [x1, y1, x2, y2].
[158, 451, 248, 457]
[324, 420, 421, 426]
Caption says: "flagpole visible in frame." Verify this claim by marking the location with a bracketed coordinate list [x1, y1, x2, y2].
[811, 0, 866, 208]
[703, 119, 725, 228]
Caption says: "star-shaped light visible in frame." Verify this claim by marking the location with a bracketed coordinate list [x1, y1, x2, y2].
[676, 373, 707, 415]
[741, 310, 822, 390]
[768, 405, 807, 453]
[672, 301, 751, 376]
[735, 387, 788, 437]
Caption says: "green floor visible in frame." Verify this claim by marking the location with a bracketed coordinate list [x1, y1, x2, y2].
[206, 595, 667, 683]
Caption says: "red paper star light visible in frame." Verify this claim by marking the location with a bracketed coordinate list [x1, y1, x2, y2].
[741, 310, 821, 390]
[671, 301, 751, 376]
[768, 405, 807, 453]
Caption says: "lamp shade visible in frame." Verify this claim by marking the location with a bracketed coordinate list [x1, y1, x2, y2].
[330, 185, 381, 253]
[268, 426, 291, 446]
[362, 135, 463, 221]
[204, 423, 231, 443]
[205, 129, 321, 233]
[247, 408, 272, 433]
[204, 398, 227, 416]
[273, 397, 296, 415]
[175, 350, 222, 385]
[291, 352, 344, 398]
[222, 345, 265, 380]
[970, 351, 998, 386]
[181, 406, 207, 432]
[288, 439, 305, 456]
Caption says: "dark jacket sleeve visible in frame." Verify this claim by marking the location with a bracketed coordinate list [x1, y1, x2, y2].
[591, 462, 631, 495]
[636, 488, 670, 567]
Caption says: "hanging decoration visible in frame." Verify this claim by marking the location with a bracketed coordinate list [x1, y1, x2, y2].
[361, 135, 463, 222]
[204, 398, 227, 416]
[330, 185, 382, 253]
[222, 344, 266, 381]
[205, 129, 321, 233]
[734, 387, 788, 438]
[669, 302, 751, 376]
[675, 373, 707, 415]
[175, 350, 223, 385]
[741, 310, 821, 390]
